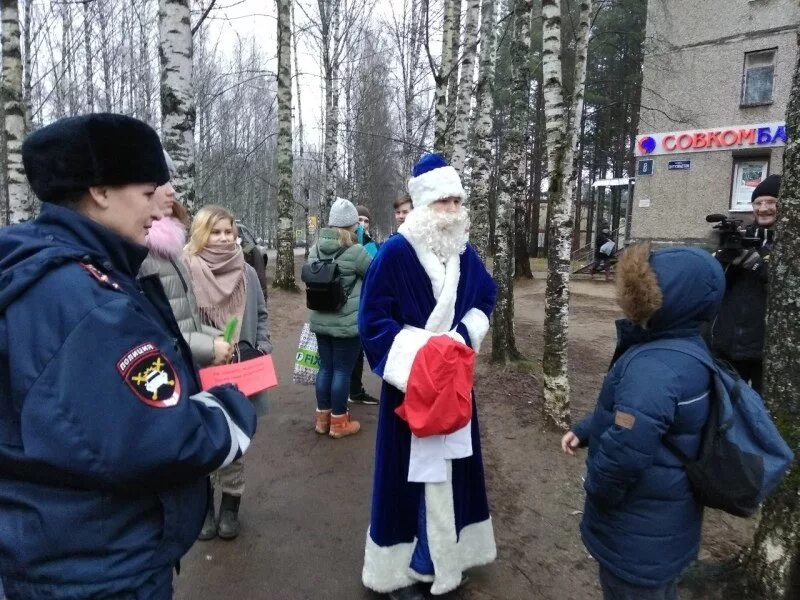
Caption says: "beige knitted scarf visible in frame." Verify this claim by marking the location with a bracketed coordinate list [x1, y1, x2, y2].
[184, 241, 247, 340]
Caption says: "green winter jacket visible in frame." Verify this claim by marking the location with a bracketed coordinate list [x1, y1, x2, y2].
[307, 228, 372, 338]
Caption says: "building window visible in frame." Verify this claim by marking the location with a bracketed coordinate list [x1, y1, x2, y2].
[731, 158, 769, 211]
[741, 49, 776, 106]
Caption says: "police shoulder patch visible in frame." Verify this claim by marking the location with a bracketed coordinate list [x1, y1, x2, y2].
[117, 342, 181, 408]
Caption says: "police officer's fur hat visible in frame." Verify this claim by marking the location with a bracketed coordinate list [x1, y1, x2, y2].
[22, 113, 170, 203]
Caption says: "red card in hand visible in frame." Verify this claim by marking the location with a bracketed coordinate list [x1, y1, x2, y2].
[199, 354, 277, 396]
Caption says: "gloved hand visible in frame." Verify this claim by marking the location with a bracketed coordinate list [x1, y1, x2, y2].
[732, 248, 763, 272]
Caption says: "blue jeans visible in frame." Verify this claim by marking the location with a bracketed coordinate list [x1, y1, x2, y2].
[599, 567, 678, 600]
[315, 335, 362, 415]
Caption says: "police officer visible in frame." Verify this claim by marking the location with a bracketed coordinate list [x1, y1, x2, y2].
[710, 174, 781, 392]
[0, 114, 257, 599]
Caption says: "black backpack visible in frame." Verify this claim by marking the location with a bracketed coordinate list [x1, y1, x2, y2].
[301, 247, 354, 312]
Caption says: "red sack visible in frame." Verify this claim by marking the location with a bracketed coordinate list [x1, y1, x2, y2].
[395, 335, 475, 437]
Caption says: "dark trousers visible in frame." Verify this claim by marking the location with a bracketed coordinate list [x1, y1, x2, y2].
[599, 567, 678, 600]
[729, 359, 763, 393]
[350, 346, 365, 395]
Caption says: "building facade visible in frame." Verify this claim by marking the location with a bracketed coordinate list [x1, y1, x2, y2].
[631, 0, 799, 244]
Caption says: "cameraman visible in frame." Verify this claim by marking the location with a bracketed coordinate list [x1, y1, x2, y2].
[710, 174, 780, 392]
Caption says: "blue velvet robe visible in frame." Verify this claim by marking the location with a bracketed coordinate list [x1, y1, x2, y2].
[359, 233, 497, 595]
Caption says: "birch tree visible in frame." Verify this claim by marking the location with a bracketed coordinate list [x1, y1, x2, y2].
[2, 0, 30, 224]
[429, 0, 457, 151]
[387, 0, 429, 175]
[744, 33, 800, 598]
[320, 0, 341, 221]
[468, 0, 496, 260]
[298, 0, 371, 221]
[541, 0, 592, 430]
[491, 0, 532, 364]
[274, 0, 297, 289]
[443, 0, 461, 154]
[159, 0, 196, 211]
[449, 0, 480, 174]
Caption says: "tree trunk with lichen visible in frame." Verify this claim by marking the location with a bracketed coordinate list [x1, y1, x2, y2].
[273, 0, 297, 290]
[159, 0, 195, 211]
[743, 32, 800, 599]
[491, 0, 531, 364]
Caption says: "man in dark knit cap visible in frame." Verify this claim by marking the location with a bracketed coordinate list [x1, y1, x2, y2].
[710, 173, 781, 391]
[0, 114, 256, 599]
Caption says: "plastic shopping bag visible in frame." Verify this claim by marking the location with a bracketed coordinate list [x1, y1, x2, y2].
[293, 323, 319, 385]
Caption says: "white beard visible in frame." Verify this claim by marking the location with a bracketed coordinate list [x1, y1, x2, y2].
[401, 205, 470, 262]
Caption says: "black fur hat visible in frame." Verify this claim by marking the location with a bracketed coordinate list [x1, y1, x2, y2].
[22, 113, 170, 203]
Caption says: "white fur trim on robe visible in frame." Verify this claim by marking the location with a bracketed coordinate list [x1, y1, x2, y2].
[460, 307, 490, 353]
[361, 462, 497, 595]
[408, 420, 473, 483]
[383, 326, 435, 393]
[425, 461, 496, 595]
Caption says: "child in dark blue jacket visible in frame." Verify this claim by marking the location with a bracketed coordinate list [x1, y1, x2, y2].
[562, 243, 725, 599]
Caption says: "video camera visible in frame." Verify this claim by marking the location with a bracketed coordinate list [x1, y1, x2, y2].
[706, 213, 761, 263]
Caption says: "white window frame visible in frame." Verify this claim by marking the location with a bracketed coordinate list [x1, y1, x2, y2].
[730, 158, 770, 212]
[741, 49, 776, 107]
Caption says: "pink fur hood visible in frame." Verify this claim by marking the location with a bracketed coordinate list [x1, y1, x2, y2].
[145, 217, 186, 260]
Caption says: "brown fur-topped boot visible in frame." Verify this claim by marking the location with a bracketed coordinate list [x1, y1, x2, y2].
[329, 412, 360, 439]
[315, 409, 332, 434]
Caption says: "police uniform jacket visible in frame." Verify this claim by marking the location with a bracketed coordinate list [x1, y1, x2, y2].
[0, 204, 257, 599]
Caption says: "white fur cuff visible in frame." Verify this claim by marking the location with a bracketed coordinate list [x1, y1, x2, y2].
[407, 165, 465, 209]
[383, 326, 435, 392]
[460, 308, 490, 353]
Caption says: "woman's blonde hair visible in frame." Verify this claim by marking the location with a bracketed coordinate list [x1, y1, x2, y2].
[186, 205, 237, 255]
[335, 225, 356, 247]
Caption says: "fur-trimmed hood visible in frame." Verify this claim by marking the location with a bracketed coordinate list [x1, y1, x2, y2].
[616, 244, 724, 333]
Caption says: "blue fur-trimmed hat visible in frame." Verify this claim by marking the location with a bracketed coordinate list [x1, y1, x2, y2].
[22, 113, 170, 203]
[407, 153, 465, 209]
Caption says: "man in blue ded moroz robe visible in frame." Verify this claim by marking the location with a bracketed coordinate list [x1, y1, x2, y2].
[359, 153, 497, 598]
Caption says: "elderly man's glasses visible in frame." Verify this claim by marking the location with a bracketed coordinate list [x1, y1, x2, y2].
[753, 199, 778, 209]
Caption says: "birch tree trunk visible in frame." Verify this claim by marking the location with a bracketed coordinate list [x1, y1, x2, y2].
[433, 0, 456, 151]
[2, 0, 30, 224]
[159, 0, 195, 211]
[450, 0, 480, 174]
[744, 33, 800, 598]
[21, 0, 30, 125]
[444, 0, 462, 155]
[83, 0, 93, 112]
[468, 0, 496, 261]
[292, 0, 310, 259]
[491, 0, 531, 364]
[541, 0, 576, 430]
[321, 0, 340, 221]
[274, 0, 296, 290]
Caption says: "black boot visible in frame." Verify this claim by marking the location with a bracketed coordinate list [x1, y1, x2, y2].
[388, 585, 425, 600]
[198, 496, 216, 541]
[217, 493, 241, 540]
